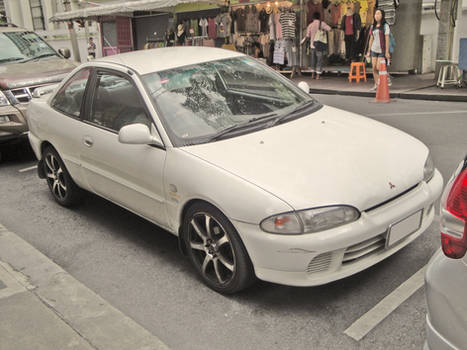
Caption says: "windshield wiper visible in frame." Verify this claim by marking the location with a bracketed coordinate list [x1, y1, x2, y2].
[270, 100, 315, 127]
[208, 113, 277, 142]
[20, 53, 57, 63]
[0, 57, 24, 63]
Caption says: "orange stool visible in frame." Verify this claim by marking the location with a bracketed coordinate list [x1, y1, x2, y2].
[348, 62, 367, 83]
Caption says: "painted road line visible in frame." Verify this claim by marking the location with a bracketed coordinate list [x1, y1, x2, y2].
[18, 165, 37, 173]
[368, 110, 467, 117]
[344, 265, 427, 341]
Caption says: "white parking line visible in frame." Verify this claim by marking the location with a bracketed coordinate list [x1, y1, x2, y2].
[344, 265, 427, 341]
[18, 165, 37, 173]
[368, 110, 467, 117]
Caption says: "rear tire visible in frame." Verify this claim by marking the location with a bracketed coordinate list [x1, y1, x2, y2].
[182, 202, 256, 294]
[42, 146, 82, 207]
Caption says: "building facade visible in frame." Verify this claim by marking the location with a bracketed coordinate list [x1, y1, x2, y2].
[3, 0, 102, 61]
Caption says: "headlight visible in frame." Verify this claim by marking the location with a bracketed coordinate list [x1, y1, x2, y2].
[0, 91, 10, 107]
[260, 205, 360, 235]
[423, 153, 435, 182]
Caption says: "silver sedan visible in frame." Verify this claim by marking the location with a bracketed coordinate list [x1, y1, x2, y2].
[425, 154, 467, 350]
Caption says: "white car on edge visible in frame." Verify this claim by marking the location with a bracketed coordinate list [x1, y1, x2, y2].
[27, 47, 443, 294]
[425, 155, 467, 350]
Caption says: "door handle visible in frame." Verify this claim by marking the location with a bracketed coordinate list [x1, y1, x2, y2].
[83, 136, 94, 147]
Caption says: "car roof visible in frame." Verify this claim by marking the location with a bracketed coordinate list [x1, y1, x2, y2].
[97, 47, 245, 75]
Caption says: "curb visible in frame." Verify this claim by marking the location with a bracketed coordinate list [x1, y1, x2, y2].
[309, 88, 467, 102]
[0, 223, 170, 350]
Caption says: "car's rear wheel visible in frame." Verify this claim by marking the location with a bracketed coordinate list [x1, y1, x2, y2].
[42, 146, 82, 206]
[183, 202, 255, 294]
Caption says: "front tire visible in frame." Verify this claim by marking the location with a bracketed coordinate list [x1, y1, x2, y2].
[182, 202, 256, 294]
[42, 146, 82, 207]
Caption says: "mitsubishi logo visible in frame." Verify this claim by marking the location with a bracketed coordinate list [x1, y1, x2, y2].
[389, 182, 396, 189]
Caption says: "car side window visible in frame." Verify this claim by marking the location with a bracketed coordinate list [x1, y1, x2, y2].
[51, 68, 90, 118]
[89, 72, 152, 132]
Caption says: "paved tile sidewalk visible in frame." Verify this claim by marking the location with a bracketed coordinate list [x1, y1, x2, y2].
[0, 223, 170, 350]
[291, 73, 467, 102]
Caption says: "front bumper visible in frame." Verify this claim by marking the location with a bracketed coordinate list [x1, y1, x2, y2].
[0, 104, 28, 143]
[232, 169, 443, 287]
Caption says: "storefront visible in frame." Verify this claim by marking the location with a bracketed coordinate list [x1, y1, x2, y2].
[50, 0, 412, 73]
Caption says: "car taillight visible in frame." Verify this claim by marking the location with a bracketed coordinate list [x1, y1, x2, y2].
[441, 168, 467, 259]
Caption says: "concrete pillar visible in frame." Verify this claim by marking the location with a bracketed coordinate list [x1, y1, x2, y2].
[390, 0, 423, 72]
[435, 0, 454, 75]
[5, 0, 24, 27]
[19, 0, 34, 30]
[41, 0, 55, 31]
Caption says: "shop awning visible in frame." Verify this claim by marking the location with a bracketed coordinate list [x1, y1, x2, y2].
[49, 0, 220, 22]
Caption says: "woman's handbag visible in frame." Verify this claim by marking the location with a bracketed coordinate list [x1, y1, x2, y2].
[313, 21, 328, 51]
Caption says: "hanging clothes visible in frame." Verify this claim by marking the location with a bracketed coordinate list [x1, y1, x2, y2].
[273, 40, 285, 65]
[208, 17, 217, 39]
[274, 11, 282, 39]
[330, 3, 341, 27]
[216, 13, 232, 38]
[199, 18, 208, 37]
[307, 0, 324, 24]
[259, 8, 269, 33]
[279, 9, 296, 40]
[245, 5, 259, 32]
[234, 8, 247, 33]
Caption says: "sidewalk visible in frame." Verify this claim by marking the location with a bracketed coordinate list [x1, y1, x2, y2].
[0, 223, 170, 350]
[290, 72, 467, 102]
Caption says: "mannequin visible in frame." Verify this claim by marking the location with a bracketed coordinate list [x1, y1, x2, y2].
[340, 6, 361, 62]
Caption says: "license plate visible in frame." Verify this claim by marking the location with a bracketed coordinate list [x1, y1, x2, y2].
[386, 210, 423, 248]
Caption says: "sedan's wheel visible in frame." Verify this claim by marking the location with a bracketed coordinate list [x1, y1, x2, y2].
[183, 203, 255, 294]
[43, 146, 82, 207]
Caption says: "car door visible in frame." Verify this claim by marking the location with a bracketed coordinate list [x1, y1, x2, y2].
[79, 67, 168, 228]
[46, 67, 93, 189]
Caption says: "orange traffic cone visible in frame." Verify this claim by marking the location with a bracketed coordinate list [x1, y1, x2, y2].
[374, 59, 391, 103]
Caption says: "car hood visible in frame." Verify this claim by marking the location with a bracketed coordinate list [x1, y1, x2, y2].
[0, 57, 77, 90]
[182, 106, 429, 211]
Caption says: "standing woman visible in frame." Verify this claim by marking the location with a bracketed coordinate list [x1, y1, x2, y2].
[365, 9, 390, 91]
[302, 12, 331, 80]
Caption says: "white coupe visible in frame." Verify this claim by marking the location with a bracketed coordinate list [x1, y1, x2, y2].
[28, 47, 443, 294]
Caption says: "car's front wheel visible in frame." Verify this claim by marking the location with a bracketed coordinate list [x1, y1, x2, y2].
[42, 146, 82, 207]
[183, 202, 256, 294]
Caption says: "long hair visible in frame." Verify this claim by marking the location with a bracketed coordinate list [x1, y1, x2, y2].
[373, 9, 387, 27]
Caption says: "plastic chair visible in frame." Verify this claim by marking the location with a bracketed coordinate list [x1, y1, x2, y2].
[348, 62, 367, 83]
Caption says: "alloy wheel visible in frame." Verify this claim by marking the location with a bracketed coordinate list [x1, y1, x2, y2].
[45, 153, 67, 201]
[188, 213, 236, 285]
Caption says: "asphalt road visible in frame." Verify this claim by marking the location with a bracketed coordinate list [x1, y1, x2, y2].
[1, 95, 466, 350]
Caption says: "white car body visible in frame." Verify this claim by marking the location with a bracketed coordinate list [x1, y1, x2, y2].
[27, 47, 443, 288]
[425, 156, 467, 350]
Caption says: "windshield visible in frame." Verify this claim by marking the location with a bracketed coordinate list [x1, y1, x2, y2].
[0, 31, 58, 64]
[142, 57, 316, 146]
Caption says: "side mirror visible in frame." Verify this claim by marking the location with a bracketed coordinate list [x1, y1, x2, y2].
[298, 81, 310, 94]
[118, 123, 163, 147]
[32, 84, 59, 98]
[58, 48, 71, 59]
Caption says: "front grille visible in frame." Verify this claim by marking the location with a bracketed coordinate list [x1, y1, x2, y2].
[10, 86, 41, 103]
[307, 252, 333, 274]
[342, 234, 386, 265]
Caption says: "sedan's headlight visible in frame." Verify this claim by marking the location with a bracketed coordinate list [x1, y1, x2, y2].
[260, 205, 360, 235]
[423, 153, 435, 182]
[0, 91, 10, 107]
